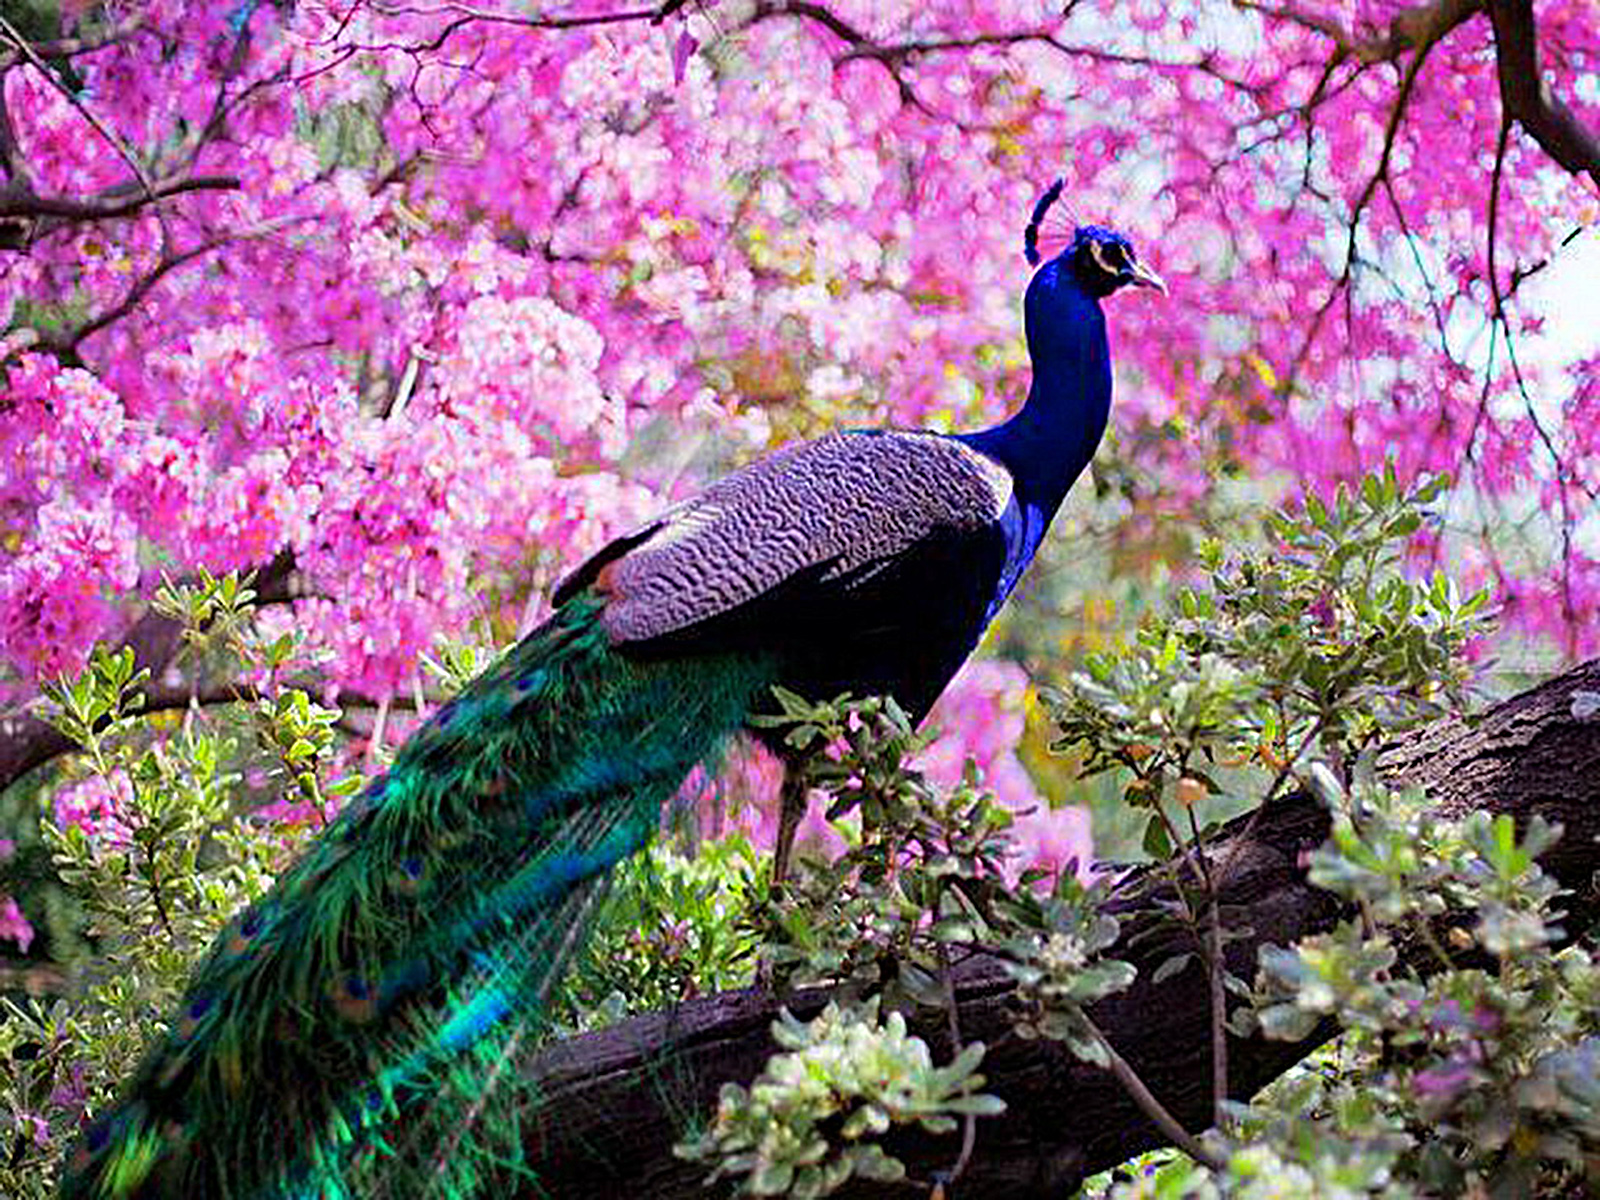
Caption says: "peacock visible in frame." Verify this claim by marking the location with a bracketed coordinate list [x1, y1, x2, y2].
[60, 183, 1163, 1199]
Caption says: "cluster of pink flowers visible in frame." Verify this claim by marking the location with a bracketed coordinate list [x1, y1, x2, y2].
[0, 840, 28, 952]
[51, 771, 135, 849]
[0, 1, 1594, 889]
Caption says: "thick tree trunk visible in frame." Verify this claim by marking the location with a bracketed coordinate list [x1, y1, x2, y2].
[516, 659, 1600, 1197]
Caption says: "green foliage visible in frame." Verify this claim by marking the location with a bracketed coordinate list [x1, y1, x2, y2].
[753, 688, 937, 833]
[421, 635, 500, 697]
[695, 690, 1124, 1194]
[1000, 871, 1133, 1067]
[1100, 834, 1600, 1198]
[1100, 1139, 1414, 1200]
[152, 566, 269, 670]
[556, 833, 768, 1028]
[1222, 779, 1600, 1196]
[669, 691, 1049, 1196]
[676, 999, 1003, 1197]
[0, 572, 348, 1198]
[1055, 469, 1490, 838]
[1056, 473, 1600, 1198]
[753, 689, 1021, 1012]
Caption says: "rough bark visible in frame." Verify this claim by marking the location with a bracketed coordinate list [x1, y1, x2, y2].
[516, 659, 1600, 1197]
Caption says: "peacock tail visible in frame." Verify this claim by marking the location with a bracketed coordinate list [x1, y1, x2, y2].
[62, 595, 777, 1199]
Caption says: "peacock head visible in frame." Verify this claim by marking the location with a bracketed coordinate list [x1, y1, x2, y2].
[1063, 225, 1166, 298]
[1023, 179, 1166, 300]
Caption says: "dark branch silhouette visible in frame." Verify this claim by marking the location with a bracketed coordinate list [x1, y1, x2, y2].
[1486, 0, 1600, 183]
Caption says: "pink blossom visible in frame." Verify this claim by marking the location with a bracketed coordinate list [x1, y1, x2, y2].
[0, 894, 33, 953]
[52, 771, 134, 848]
[0, 500, 139, 681]
[0, 0, 1591, 847]
[922, 660, 1093, 878]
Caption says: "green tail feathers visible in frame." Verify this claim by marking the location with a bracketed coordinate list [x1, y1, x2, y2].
[62, 598, 776, 1199]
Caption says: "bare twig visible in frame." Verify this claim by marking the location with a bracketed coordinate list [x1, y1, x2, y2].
[0, 12, 167, 243]
[1485, 115, 1586, 655]
[751, 0, 1264, 125]
[1279, 9, 1448, 397]
[1182, 803, 1230, 1130]
[938, 942, 979, 1188]
[1082, 1010, 1224, 1171]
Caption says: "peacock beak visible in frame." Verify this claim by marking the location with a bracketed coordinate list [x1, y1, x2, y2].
[1128, 259, 1167, 294]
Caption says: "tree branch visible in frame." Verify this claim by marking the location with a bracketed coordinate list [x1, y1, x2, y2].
[0, 14, 164, 237]
[1485, 0, 1600, 184]
[1256, 0, 1600, 184]
[0, 552, 297, 792]
[1235, 0, 1482, 63]
[0, 14, 147, 68]
[0, 173, 240, 225]
[362, 0, 690, 56]
[510, 659, 1600, 1197]
[34, 215, 308, 354]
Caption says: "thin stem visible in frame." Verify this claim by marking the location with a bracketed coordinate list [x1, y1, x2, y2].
[937, 940, 978, 1186]
[1081, 1009, 1223, 1171]
[1184, 802, 1230, 1129]
[1213, 712, 1330, 883]
[142, 838, 175, 938]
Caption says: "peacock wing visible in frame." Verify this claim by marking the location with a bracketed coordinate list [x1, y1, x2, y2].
[555, 430, 1015, 718]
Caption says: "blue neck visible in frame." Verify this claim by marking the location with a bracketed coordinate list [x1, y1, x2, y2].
[958, 263, 1112, 519]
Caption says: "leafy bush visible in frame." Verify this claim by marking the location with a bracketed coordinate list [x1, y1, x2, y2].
[679, 999, 1002, 1198]
[685, 472, 1599, 1198]
[1, 572, 354, 1197]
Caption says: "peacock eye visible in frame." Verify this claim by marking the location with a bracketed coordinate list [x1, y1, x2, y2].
[1088, 239, 1127, 275]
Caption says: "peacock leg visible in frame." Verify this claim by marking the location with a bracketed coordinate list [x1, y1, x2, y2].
[757, 767, 808, 991]
[770, 766, 807, 894]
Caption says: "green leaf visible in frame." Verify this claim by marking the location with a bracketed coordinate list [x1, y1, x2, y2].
[945, 1094, 1007, 1116]
[930, 917, 977, 944]
[1142, 816, 1172, 860]
[1151, 953, 1193, 985]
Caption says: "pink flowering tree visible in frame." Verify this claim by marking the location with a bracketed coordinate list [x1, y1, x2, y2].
[0, 1, 1595, 1154]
